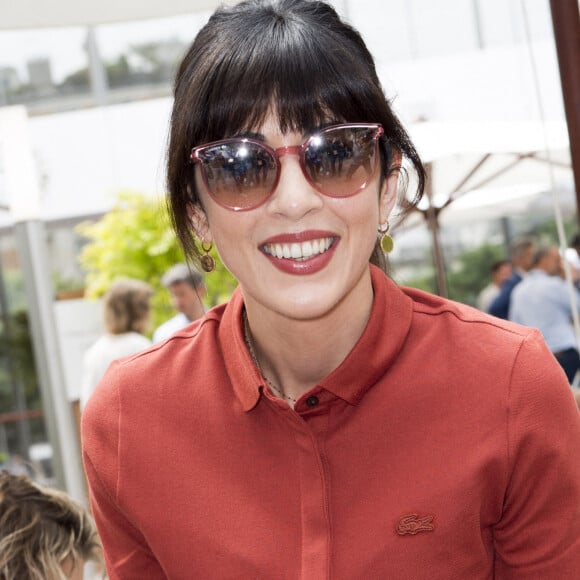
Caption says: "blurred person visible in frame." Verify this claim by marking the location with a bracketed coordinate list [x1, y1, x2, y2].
[476, 259, 512, 311]
[82, 1, 580, 577]
[565, 233, 580, 282]
[4, 454, 30, 476]
[0, 471, 103, 579]
[509, 245, 580, 386]
[488, 236, 537, 318]
[152, 263, 206, 342]
[80, 279, 152, 410]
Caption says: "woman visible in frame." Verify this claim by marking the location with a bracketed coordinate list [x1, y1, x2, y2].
[0, 471, 103, 579]
[82, 1, 580, 578]
[80, 278, 152, 410]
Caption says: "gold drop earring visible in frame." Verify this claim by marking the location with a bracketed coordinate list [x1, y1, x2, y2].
[378, 222, 394, 253]
[200, 241, 216, 272]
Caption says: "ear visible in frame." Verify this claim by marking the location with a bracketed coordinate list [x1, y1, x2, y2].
[187, 203, 213, 243]
[379, 153, 401, 225]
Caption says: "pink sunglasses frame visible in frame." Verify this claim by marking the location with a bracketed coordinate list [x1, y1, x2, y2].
[190, 123, 384, 211]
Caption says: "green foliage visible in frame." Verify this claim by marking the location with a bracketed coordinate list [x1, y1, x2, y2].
[446, 243, 507, 306]
[0, 310, 42, 412]
[400, 272, 436, 295]
[403, 243, 507, 306]
[76, 191, 237, 332]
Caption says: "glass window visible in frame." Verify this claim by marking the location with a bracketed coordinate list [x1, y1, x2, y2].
[96, 11, 211, 95]
[0, 27, 89, 111]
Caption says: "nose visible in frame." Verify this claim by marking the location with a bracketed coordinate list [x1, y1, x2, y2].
[266, 152, 324, 219]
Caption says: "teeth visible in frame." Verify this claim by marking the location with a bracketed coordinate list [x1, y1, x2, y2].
[263, 237, 333, 260]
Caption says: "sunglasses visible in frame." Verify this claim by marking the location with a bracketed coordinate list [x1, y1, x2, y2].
[190, 123, 384, 211]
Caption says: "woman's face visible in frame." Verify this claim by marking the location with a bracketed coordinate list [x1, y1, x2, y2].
[192, 114, 398, 321]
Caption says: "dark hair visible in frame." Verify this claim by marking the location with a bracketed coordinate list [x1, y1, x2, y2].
[167, 0, 425, 272]
[0, 472, 103, 579]
[490, 259, 510, 274]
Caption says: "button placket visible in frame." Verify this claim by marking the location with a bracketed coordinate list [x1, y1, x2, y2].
[288, 400, 332, 579]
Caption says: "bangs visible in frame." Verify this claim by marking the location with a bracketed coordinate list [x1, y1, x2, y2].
[193, 15, 384, 142]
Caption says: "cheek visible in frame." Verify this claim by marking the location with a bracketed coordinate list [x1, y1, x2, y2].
[202, 208, 258, 271]
[336, 188, 381, 230]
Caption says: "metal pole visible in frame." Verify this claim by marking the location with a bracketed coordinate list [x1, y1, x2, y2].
[549, 0, 580, 228]
[425, 208, 448, 298]
[14, 220, 85, 503]
[86, 26, 109, 106]
[423, 162, 448, 297]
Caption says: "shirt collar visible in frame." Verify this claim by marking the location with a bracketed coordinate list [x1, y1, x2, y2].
[219, 265, 414, 411]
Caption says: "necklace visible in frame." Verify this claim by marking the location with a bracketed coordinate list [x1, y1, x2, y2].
[242, 311, 297, 404]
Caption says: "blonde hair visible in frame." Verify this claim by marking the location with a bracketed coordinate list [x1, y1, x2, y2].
[103, 278, 153, 335]
[0, 472, 103, 579]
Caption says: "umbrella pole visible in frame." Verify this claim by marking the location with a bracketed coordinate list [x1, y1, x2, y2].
[426, 207, 448, 298]
[423, 161, 449, 298]
[550, 0, 580, 229]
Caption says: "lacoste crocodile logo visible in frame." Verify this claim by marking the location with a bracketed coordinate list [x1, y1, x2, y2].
[396, 514, 435, 536]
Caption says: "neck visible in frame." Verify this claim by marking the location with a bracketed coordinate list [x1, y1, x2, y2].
[242, 272, 374, 402]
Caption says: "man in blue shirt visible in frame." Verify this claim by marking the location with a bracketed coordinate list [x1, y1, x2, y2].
[488, 237, 536, 319]
[509, 245, 580, 384]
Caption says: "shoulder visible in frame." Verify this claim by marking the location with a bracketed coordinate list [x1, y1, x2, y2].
[86, 304, 228, 409]
[401, 285, 540, 359]
[403, 285, 522, 328]
[399, 285, 576, 419]
[82, 302, 233, 471]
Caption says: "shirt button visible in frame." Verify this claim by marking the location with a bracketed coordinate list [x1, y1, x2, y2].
[306, 396, 319, 408]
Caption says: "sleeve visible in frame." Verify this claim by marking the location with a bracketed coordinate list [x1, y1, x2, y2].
[81, 364, 167, 580]
[493, 329, 580, 578]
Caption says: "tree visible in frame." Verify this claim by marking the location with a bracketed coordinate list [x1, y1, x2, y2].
[401, 243, 507, 306]
[446, 243, 507, 306]
[76, 191, 237, 332]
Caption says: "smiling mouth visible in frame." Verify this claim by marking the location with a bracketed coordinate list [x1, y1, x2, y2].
[261, 237, 335, 261]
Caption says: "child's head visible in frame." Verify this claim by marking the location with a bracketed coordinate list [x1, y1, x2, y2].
[0, 471, 102, 579]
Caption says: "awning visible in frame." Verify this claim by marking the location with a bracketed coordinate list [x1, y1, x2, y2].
[0, 0, 229, 29]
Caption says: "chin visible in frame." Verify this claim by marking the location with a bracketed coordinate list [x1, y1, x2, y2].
[275, 291, 344, 321]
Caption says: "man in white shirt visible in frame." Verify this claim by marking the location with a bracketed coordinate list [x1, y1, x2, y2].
[509, 245, 580, 385]
[153, 263, 206, 342]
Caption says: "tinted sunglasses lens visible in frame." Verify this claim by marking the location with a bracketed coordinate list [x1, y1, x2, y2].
[198, 142, 277, 209]
[304, 127, 379, 196]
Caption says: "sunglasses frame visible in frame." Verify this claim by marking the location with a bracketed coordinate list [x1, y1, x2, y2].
[190, 123, 384, 211]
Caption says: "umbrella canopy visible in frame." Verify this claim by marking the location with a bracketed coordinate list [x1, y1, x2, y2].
[397, 119, 573, 296]
[0, 0, 228, 29]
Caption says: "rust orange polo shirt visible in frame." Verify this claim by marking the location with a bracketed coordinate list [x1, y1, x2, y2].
[82, 266, 580, 579]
